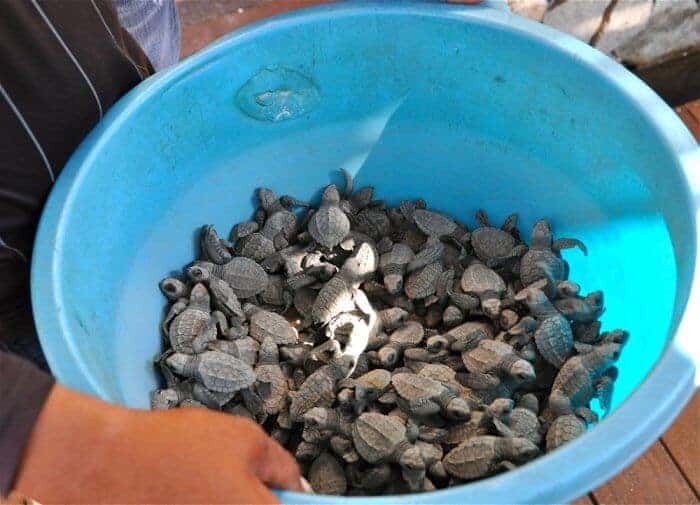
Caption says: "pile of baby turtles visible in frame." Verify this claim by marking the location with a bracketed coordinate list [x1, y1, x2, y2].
[153, 170, 628, 495]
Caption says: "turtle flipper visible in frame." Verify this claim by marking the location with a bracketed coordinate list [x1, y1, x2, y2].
[552, 238, 588, 256]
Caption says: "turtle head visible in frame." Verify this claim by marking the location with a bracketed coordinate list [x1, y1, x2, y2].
[321, 184, 341, 205]
[257, 187, 277, 210]
[189, 283, 211, 308]
[398, 445, 425, 473]
[383, 273, 404, 295]
[186, 262, 213, 283]
[487, 398, 514, 420]
[378, 346, 399, 368]
[481, 297, 502, 319]
[507, 437, 540, 462]
[445, 397, 471, 420]
[531, 220, 553, 249]
[509, 359, 536, 383]
[151, 388, 180, 410]
[159, 277, 188, 300]
[597, 342, 623, 364]
[514, 281, 550, 313]
[303, 407, 333, 430]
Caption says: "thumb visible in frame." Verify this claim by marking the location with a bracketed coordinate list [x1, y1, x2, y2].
[246, 422, 303, 492]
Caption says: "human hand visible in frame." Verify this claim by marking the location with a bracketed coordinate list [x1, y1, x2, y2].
[14, 385, 302, 504]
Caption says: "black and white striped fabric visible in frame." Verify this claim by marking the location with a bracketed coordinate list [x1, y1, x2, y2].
[0, 0, 156, 366]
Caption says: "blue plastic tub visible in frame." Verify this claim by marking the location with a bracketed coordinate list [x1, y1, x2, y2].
[32, 1, 699, 503]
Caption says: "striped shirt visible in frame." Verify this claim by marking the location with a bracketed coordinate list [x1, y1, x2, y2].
[0, 0, 165, 495]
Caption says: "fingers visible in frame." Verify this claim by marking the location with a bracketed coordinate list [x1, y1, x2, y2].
[234, 476, 281, 505]
[254, 431, 303, 492]
[235, 418, 302, 492]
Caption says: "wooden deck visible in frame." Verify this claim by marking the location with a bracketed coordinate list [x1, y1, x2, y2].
[176, 3, 700, 501]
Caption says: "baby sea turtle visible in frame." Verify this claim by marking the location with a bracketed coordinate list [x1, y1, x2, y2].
[515, 281, 573, 368]
[519, 219, 587, 289]
[200, 225, 233, 264]
[312, 243, 377, 325]
[443, 436, 539, 480]
[166, 350, 255, 393]
[378, 321, 425, 367]
[462, 340, 536, 383]
[308, 452, 348, 495]
[289, 356, 354, 421]
[308, 185, 351, 249]
[351, 412, 426, 487]
[548, 342, 621, 416]
[491, 394, 543, 445]
[469, 211, 526, 268]
[245, 304, 298, 345]
[167, 283, 218, 354]
[201, 275, 245, 319]
[460, 262, 507, 319]
[187, 257, 268, 299]
[392, 373, 470, 420]
[429, 321, 494, 354]
[379, 243, 415, 294]
[254, 338, 288, 415]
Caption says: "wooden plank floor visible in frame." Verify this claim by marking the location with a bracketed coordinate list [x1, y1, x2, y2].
[176, 2, 700, 502]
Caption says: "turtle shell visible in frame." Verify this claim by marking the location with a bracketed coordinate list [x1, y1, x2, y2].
[392, 373, 444, 401]
[447, 321, 494, 352]
[197, 351, 255, 393]
[520, 248, 566, 287]
[508, 408, 542, 445]
[389, 321, 425, 346]
[460, 263, 506, 295]
[308, 452, 348, 495]
[249, 309, 298, 345]
[443, 436, 500, 480]
[546, 414, 586, 451]
[255, 363, 288, 415]
[355, 369, 392, 393]
[312, 275, 355, 325]
[353, 208, 391, 240]
[405, 262, 442, 300]
[413, 209, 458, 237]
[380, 243, 415, 270]
[470, 227, 516, 262]
[309, 205, 351, 249]
[262, 210, 298, 240]
[169, 308, 212, 354]
[221, 257, 268, 298]
[352, 413, 406, 463]
[462, 339, 515, 374]
[534, 315, 573, 368]
[234, 232, 275, 262]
